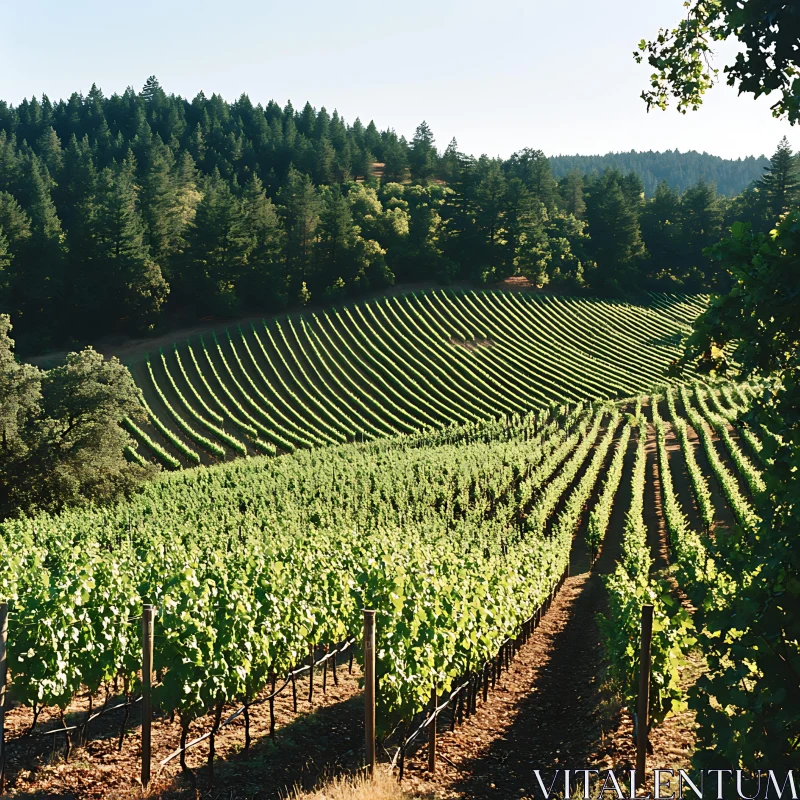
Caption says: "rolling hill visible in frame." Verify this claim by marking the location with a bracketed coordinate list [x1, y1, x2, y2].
[124, 288, 706, 469]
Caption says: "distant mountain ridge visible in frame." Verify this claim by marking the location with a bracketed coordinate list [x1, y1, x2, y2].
[548, 149, 769, 197]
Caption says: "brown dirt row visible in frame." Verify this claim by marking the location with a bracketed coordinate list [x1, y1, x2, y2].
[163, 345, 260, 460]
[264, 319, 364, 437]
[690, 414, 754, 507]
[642, 416, 670, 574]
[673, 394, 739, 534]
[331, 304, 463, 428]
[129, 358, 210, 469]
[402, 415, 707, 800]
[4, 654, 367, 800]
[660, 417, 705, 535]
[400, 421, 637, 798]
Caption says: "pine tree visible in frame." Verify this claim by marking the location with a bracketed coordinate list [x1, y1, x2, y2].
[756, 136, 800, 218]
[0, 192, 32, 254]
[584, 170, 645, 292]
[240, 175, 287, 309]
[558, 171, 586, 218]
[473, 158, 507, 279]
[404, 184, 449, 282]
[57, 136, 98, 319]
[36, 127, 63, 177]
[353, 147, 375, 182]
[84, 84, 112, 155]
[141, 76, 164, 104]
[17, 156, 68, 343]
[334, 140, 354, 183]
[329, 110, 348, 151]
[382, 132, 409, 183]
[0, 192, 32, 317]
[82, 158, 168, 333]
[640, 180, 682, 282]
[315, 185, 358, 289]
[181, 172, 248, 314]
[279, 167, 320, 284]
[506, 149, 557, 209]
[364, 121, 382, 160]
[440, 138, 462, 184]
[314, 138, 336, 184]
[57, 135, 97, 228]
[0, 230, 11, 305]
[680, 179, 723, 289]
[440, 154, 477, 275]
[315, 107, 331, 141]
[138, 138, 182, 265]
[0, 131, 22, 196]
[620, 172, 645, 210]
[503, 178, 548, 281]
[299, 102, 316, 138]
[503, 177, 531, 273]
[545, 211, 591, 288]
[410, 121, 438, 183]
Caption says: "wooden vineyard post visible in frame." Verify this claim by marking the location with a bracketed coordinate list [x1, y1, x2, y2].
[141, 604, 155, 790]
[428, 685, 437, 773]
[636, 604, 654, 786]
[269, 672, 276, 739]
[363, 609, 376, 776]
[308, 643, 314, 704]
[0, 602, 7, 792]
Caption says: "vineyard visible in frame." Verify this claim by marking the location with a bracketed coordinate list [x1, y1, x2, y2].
[0, 372, 770, 797]
[124, 289, 706, 468]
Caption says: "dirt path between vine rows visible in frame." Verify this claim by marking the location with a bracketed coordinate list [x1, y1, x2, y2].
[399, 430, 636, 798]
[401, 423, 699, 799]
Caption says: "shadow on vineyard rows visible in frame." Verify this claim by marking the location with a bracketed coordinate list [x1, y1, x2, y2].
[401, 411, 708, 799]
[5, 392, 758, 800]
[396, 427, 637, 799]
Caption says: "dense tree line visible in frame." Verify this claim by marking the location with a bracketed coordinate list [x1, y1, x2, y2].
[549, 150, 769, 197]
[0, 78, 796, 353]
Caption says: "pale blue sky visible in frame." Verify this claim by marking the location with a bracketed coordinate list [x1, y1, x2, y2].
[2, 0, 796, 160]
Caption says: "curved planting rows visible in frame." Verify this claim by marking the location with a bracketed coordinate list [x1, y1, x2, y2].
[127, 289, 707, 467]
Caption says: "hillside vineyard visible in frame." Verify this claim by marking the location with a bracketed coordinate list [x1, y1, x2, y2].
[126, 289, 705, 468]
[0, 377, 766, 781]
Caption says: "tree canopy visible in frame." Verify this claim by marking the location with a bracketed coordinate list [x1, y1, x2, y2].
[636, 0, 800, 123]
[0, 316, 152, 519]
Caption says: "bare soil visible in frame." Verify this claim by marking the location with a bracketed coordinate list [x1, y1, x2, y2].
[3, 656, 366, 800]
[447, 338, 494, 352]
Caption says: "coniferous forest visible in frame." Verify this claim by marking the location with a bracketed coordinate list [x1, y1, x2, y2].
[1, 77, 797, 354]
[548, 150, 769, 196]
